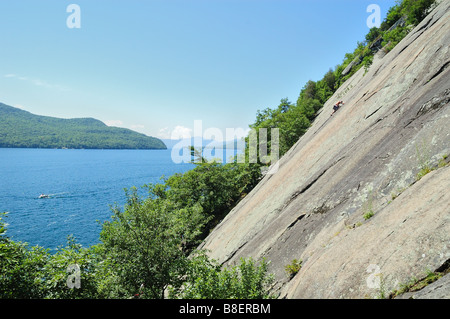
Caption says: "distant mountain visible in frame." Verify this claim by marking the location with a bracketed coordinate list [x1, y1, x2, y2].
[0, 103, 166, 149]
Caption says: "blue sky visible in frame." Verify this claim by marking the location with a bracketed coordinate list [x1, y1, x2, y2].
[0, 0, 397, 140]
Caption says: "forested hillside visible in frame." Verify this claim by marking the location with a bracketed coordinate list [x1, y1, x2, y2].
[0, 103, 166, 149]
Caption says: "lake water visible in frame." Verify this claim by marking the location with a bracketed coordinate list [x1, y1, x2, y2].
[0, 148, 194, 249]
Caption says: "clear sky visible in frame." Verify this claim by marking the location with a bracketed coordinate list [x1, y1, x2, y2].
[0, 0, 397, 140]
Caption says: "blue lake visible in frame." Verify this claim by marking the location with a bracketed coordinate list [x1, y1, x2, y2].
[0, 148, 194, 249]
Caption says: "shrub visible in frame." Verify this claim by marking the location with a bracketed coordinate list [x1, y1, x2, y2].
[170, 254, 275, 299]
[363, 210, 375, 220]
[285, 259, 302, 279]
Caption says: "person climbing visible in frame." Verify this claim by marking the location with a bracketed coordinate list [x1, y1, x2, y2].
[331, 101, 344, 116]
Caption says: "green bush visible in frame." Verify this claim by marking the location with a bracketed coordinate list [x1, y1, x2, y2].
[363, 210, 375, 220]
[170, 253, 275, 299]
[381, 27, 409, 52]
[285, 259, 302, 279]
[1, 213, 101, 299]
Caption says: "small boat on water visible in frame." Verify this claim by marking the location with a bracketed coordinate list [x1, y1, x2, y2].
[39, 194, 50, 199]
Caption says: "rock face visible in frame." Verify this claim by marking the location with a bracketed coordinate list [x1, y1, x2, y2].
[396, 273, 450, 299]
[411, 273, 450, 299]
[200, 1, 450, 299]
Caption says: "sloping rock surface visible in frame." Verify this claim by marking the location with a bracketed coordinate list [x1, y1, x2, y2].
[396, 273, 450, 299]
[200, 1, 450, 299]
[411, 273, 450, 299]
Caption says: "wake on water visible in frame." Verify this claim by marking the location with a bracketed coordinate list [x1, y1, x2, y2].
[37, 192, 69, 199]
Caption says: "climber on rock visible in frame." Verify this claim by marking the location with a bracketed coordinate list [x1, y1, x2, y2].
[331, 101, 344, 116]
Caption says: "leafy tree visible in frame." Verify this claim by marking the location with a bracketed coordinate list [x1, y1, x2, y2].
[253, 108, 276, 128]
[299, 80, 317, 100]
[380, 4, 402, 31]
[39, 236, 101, 299]
[316, 81, 334, 105]
[278, 98, 291, 113]
[0, 212, 50, 298]
[365, 27, 381, 44]
[401, 0, 436, 25]
[382, 26, 409, 51]
[99, 187, 207, 298]
[1, 213, 101, 299]
[156, 161, 259, 239]
[170, 253, 275, 299]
